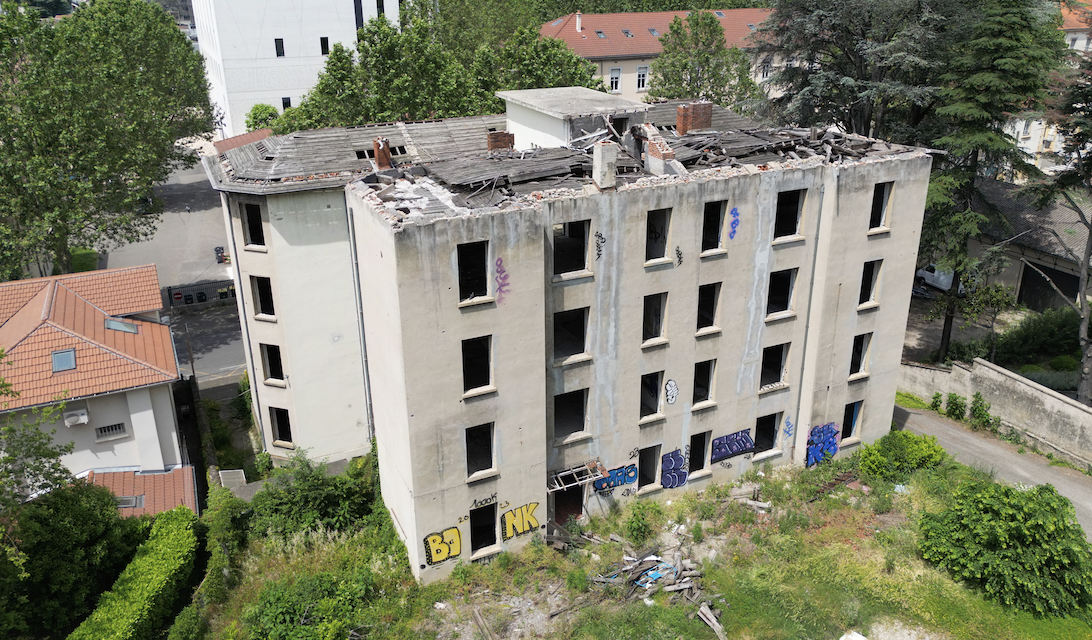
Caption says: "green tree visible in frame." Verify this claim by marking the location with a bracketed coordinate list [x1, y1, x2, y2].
[649, 11, 762, 110]
[0, 0, 213, 276]
[245, 103, 280, 132]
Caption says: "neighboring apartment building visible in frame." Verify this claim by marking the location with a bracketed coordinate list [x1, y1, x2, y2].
[192, 0, 397, 139]
[204, 87, 932, 582]
[540, 9, 774, 102]
[0, 266, 194, 513]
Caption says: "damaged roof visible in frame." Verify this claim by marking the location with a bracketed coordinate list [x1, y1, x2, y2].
[976, 180, 1091, 265]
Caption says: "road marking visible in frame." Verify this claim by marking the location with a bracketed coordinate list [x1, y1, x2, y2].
[219, 364, 245, 371]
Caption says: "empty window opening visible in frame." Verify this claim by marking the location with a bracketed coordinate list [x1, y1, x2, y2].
[612, 117, 629, 138]
[554, 485, 584, 528]
[469, 503, 497, 552]
[553, 220, 589, 274]
[773, 189, 804, 238]
[696, 283, 720, 330]
[52, 349, 76, 373]
[642, 293, 667, 341]
[320, 36, 329, 55]
[689, 431, 710, 473]
[645, 208, 670, 260]
[243, 202, 265, 246]
[760, 344, 788, 389]
[554, 389, 587, 440]
[843, 401, 862, 439]
[105, 318, 138, 334]
[95, 422, 126, 440]
[693, 359, 715, 404]
[251, 276, 275, 316]
[281, 96, 291, 110]
[850, 333, 871, 375]
[462, 336, 491, 392]
[261, 344, 284, 381]
[274, 38, 285, 57]
[465, 423, 493, 476]
[554, 308, 588, 360]
[859, 260, 881, 305]
[766, 269, 796, 315]
[640, 371, 663, 418]
[270, 407, 292, 443]
[457, 241, 489, 301]
[376, 0, 385, 15]
[870, 182, 892, 229]
[701, 200, 725, 251]
[356, 148, 375, 159]
[755, 413, 779, 453]
[638, 444, 661, 488]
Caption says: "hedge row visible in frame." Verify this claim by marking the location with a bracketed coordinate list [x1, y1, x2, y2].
[68, 506, 198, 640]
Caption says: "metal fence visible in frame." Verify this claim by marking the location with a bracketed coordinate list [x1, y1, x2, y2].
[165, 279, 236, 309]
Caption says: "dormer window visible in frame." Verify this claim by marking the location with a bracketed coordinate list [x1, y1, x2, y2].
[596, 30, 606, 38]
[52, 349, 76, 373]
[622, 29, 633, 37]
[105, 318, 138, 334]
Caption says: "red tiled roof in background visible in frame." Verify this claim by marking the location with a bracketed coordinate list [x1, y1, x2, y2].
[87, 466, 197, 517]
[540, 9, 774, 60]
[0, 266, 178, 410]
[1063, 2, 1091, 30]
[214, 128, 273, 154]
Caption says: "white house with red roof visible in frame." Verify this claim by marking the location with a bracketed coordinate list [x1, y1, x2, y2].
[0, 266, 189, 504]
[540, 8, 774, 101]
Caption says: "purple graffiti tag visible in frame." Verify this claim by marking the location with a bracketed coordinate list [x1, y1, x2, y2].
[494, 257, 510, 303]
[806, 423, 840, 467]
[728, 207, 740, 239]
[660, 449, 688, 489]
[710, 429, 755, 463]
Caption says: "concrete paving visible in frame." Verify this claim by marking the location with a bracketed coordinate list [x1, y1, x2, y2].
[170, 303, 246, 389]
[895, 405, 1092, 541]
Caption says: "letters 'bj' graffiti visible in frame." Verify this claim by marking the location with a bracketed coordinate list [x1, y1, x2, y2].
[710, 429, 755, 463]
[661, 448, 688, 489]
[423, 527, 461, 565]
[501, 502, 540, 541]
[593, 464, 637, 492]
[729, 207, 740, 239]
[495, 257, 511, 303]
[806, 423, 840, 467]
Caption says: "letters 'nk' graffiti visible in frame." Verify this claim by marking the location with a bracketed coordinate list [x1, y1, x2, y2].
[710, 429, 755, 463]
[501, 502, 540, 541]
[423, 526, 461, 566]
[593, 464, 637, 492]
[806, 423, 840, 467]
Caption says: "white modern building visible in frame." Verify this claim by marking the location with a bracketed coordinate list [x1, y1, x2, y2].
[192, 0, 396, 138]
[204, 88, 932, 583]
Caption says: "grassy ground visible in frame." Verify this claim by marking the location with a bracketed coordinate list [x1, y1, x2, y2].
[70, 248, 99, 272]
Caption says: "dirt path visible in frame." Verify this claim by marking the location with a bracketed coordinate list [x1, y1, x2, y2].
[901, 294, 1026, 363]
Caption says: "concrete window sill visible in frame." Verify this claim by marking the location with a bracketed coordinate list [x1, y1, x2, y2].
[643, 256, 674, 269]
[765, 310, 796, 323]
[772, 234, 805, 246]
[856, 300, 880, 312]
[553, 353, 593, 369]
[758, 381, 789, 395]
[554, 432, 592, 447]
[254, 314, 278, 324]
[469, 545, 503, 562]
[272, 439, 296, 450]
[691, 400, 717, 413]
[695, 326, 721, 338]
[462, 385, 498, 400]
[867, 226, 891, 237]
[687, 468, 713, 482]
[638, 412, 665, 426]
[263, 378, 287, 388]
[458, 295, 496, 309]
[640, 337, 669, 350]
[699, 248, 727, 260]
[840, 437, 861, 449]
[466, 469, 499, 484]
[752, 448, 782, 463]
[637, 484, 663, 497]
[848, 372, 870, 383]
[552, 269, 594, 284]
[243, 244, 268, 253]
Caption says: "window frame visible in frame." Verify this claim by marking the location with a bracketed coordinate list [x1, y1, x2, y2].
[849, 333, 872, 377]
[457, 240, 490, 303]
[842, 401, 862, 439]
[773, 189, 805, 240]
[52, 349, 76, 373]
[553, 308, 589, 361]
[859, 259, 882, 307]
[465, 422, 495, 478]
[639, 371, 664, 419]
[274, 38, 285, 57]
[766, 268, 797, 317]
[645, 208, 671, 262]
[642, 292, 668, 343]
[461, 335, 493, 393]
[553, 389, 589, 441]
[609, 67, 622, 93]
[637, 444, 661, 488]
[759, 343, 789, 391]
[260, 343, 285, 383]
[754, 413, 780, 453]
[320, 36, 330, 55]
[242, 202, 265, 247]
[701, 200, 726, 253]
[636, 65, 649, 91]
[251, 276, 276, 318]
[869, 182, 893, 230]
[270, 407, 293, 445]
[696, 282, 721, 332]
[692, 359, 715, 405]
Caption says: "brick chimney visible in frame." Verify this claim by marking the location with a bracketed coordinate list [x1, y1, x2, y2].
[676, 102, 713, 136]
[373, 137, 393, 170]
[487, 131, 515, 152]
[576, 11, 582, 32]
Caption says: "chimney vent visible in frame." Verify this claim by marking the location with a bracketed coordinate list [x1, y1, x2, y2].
[677, 102, 713, 136]
[373, 137, 393, 170]
[593, 140, 619, 190]
[576, 11, 582, 32]
[487, 131, 515, 152]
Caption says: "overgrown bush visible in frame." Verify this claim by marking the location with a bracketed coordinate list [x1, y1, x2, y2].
[1023, 369, 1080, 392]
[930, 392, 943, 412]
[946, 308, 1085, 366]
[1018, 364, 1045, 374]
[1049, 354, 1080, 371]
[195, 487, 250, 604]
[624, 501, 664, 547]
[856, 431, 946, 482]
[945, 393, 966, 420]
[968, 392, 1001, 432]
[166, 603, 207, 640]
[920, 481, 1092, 616]
[68, 506, 199, 640]
[566, 568, 589, 593]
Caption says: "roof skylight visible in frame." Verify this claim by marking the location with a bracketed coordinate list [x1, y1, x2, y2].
[648, 27, 659, 36]
[622, 29, 633, 37]
[714, 11, 725, 17]
[105, 318, 139, 334]
[595, 30, 606, 38]
[551, 18, 563, 25]
[52, 349, 76, 373]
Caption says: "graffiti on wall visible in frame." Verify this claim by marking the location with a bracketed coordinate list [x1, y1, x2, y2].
[728, 207, 740, 240]
[665, 379, 679, 404]
[710, 429, 755, 463]
[595, 232, 606, 260]
[675, 246, 683, 266]
[806, 423, 840, 467]
[784, 416, 795, 439]
[471, 493, 497, 509]
[661, 448, 688, 489]
[423, 527, 461, 565]
[593, 464, 637, 492]
[495, 257, 511, 303]
[501, 502, 540, 541]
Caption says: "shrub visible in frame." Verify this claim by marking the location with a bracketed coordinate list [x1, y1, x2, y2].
[624, 501, 663, 547]
[195, 488, 250, 605]
[930, 392, 943, 412]
[1023, 370, 1080, 392]
[68, 506, 199, 640]
[254, 451, 273, 477]
[166, 604, 207, 640]
[566, 568, 588, 593]
[1049, 354, 1079, 371]
[691, 522, 704, 543]
[1018, 364, 1045, 374]
[920, 481, 1092, 616]
[857, 431, 946, 482]
[945, 393, 966, 420]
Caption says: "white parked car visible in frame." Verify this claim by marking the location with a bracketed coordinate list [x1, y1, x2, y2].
[915, 264, 967, 295]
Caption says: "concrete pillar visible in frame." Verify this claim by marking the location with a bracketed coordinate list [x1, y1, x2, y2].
[593, 140, 619, 190]
[127, 387, 165, 471]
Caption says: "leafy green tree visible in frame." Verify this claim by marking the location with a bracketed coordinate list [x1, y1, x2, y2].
[962, 282, 1017, 363]
[0, 0, 213, 276]
[649, 11, 762, 110]
[245, 103, 280, 132]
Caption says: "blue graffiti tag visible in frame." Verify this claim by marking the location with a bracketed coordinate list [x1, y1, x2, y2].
[806, 423, 840, 467]
[661, 449, 688, 489]
[728, 207, 740, 239]
[784, 416, 795, 438]
[593, 464, 638, 492]
[710, 429, 755, 463]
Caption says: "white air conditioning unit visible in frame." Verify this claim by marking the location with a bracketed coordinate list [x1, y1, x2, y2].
[63, 409, 89, 426]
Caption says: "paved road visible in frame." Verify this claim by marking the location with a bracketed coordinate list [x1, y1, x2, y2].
[170, 303, 246, 392]
[895, 405, 1092, 541]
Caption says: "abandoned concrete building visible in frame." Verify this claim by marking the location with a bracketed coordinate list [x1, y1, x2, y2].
[203, 87, 932, 582]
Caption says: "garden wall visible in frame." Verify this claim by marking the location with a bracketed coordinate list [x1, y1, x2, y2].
[899, 359, 1092, 466]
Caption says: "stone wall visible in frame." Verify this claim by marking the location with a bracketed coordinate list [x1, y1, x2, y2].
[898, 359, 1092, 466]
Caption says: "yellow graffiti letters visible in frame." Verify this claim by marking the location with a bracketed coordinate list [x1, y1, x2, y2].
[423, 526, 461, 565]
[501, 502, 540, 541]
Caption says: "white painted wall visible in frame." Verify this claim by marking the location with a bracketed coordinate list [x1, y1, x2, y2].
[507, 102, 570, 150]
